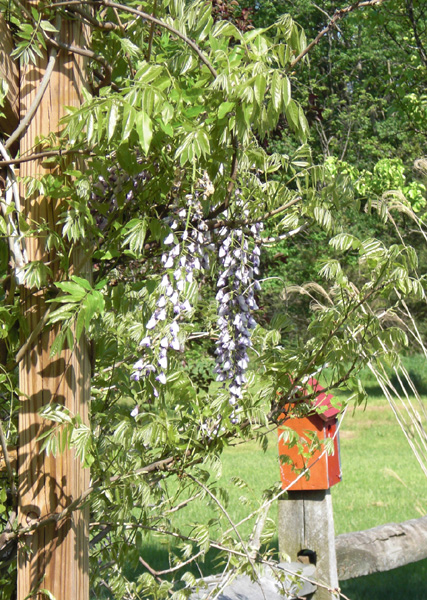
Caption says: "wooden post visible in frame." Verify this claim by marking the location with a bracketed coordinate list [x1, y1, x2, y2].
[16, 11, 90, 600]
[278, 491, 339, 600]
[0, 13, 19, 137]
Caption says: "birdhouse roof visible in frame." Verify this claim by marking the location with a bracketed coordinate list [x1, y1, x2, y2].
[306, 377, 340, 421]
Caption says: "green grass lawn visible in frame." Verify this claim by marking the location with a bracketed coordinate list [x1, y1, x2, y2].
[138, 358, 427, 599]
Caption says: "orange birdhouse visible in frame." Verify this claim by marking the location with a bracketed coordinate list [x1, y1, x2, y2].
[277, 377, 341, 491]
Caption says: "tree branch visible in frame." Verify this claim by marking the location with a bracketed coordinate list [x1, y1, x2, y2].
[405, 0, 427, 68]
[0, 148, 94, 168]
[291, 0, 388, 68]
[51, 0, 218, 79]
[5, 47, 58, 150]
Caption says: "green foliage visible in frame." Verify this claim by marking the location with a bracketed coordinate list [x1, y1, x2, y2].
[0, 1, 427, 598]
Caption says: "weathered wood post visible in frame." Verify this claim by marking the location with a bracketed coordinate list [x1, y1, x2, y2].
[0, 7, 91, 599]
[277, 379, 341, 599]
[278, 491, 339, 600]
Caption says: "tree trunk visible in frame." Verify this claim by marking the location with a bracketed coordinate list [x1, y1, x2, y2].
[17, 11, 90, 600]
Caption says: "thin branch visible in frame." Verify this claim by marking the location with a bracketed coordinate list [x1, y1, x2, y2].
[0, 148, 95, 168]
[14, 302, 56, 367]
[0, 420, 16, 500]
[186, 473, 265, 600]
[262, 223, 308, 245]
[51, 0, 218, 79]
[209, 196, 302, 230]
[45, 34, 112, 73]
[5, 47, 58, 150]
[291, 0, 388, 68]
[145, 0, 158, 62]
[405, 0, 427, 68]
[66, 5, 119, 31]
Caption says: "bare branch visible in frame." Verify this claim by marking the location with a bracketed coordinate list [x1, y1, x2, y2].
[291, 0, 389, 68]
[0, 148, 94, 168]
[51, 0, 218, 79]
[5, 47, 58, 150]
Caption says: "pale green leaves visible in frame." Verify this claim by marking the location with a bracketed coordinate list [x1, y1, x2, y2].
[47, 276, 105, 355]
[122, 218, 147, 256]
[38, 404, 94, 467]
[329, 233, 361, 252]
[175, 129, 210, 165]
[135, 111, 153, 154]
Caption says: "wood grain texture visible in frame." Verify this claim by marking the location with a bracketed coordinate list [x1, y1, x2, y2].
[0, 15, 19, 137]
[17, 12, 90, 600]
[278, 491, 339, 600]
[335, 516, 427, 580]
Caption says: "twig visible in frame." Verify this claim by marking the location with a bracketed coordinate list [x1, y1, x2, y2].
[66, 5, 119, 31]
[14, 302, 56, 367]
[44, 34, 112, 74]
[5, 47, 58, 150]
[138, 556, 164, 583]
[186, 473, 267, 600]
[145, 0, 158, 62]
[0, 148, 95, 167]
[0, 141, 28, 282]
[209, 196, 302, 229]
[0, 420, 16, 500]
[291, 0, 388, 68]
[51, 0, 219, 79]
[262, 223, 308, 245]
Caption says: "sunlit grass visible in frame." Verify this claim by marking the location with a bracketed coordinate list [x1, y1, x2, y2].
[136, 355, 427, 598]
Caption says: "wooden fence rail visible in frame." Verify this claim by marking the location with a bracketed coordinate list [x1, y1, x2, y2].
[335, 515, 427, 580]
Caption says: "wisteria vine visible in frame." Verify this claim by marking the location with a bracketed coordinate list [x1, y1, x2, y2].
[214, 216, 263, 420]
[123, 172, 263, 421]
[130, 174, 213, 397]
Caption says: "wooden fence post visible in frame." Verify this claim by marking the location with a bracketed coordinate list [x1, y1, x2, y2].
[278, 490, 339, 600]
[15, 9, 90, 600]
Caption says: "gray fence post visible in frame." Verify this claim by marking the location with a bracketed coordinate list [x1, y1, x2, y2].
[278, 490, 339, 600]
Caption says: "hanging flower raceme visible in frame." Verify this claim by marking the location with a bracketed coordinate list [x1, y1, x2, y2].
[90, 165, 148, 230]
[214, 212, 263, 421]
[131, 175, 213, 395]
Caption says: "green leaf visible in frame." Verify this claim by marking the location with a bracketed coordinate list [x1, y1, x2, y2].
[254, 74, 267, 106]
[22, 261, 50, 289]
[55, 281, 87, 301]
[83, 290, 105, 330]
[40, 20, 59, 33]
[270, 71, 282, 112]
[71, 276, 93, 291]
[136, 111, 153, 154]
[282, 76, 291, 108]
[50, 332, 65, 357]
[122, 104, 136, 140]
[329, 233, 361, 252]
[123, 219, 147, 255]
[76, 309, 85, 341]
[107, 101, 119, 141]
[218, 101, 235, 120]
[285, 100, 299, 130]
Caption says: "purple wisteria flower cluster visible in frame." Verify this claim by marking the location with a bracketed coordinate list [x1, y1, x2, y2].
[91, 167, 147, 230]
[131, 175, 213, 396]
[215, 217, 263, 421]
